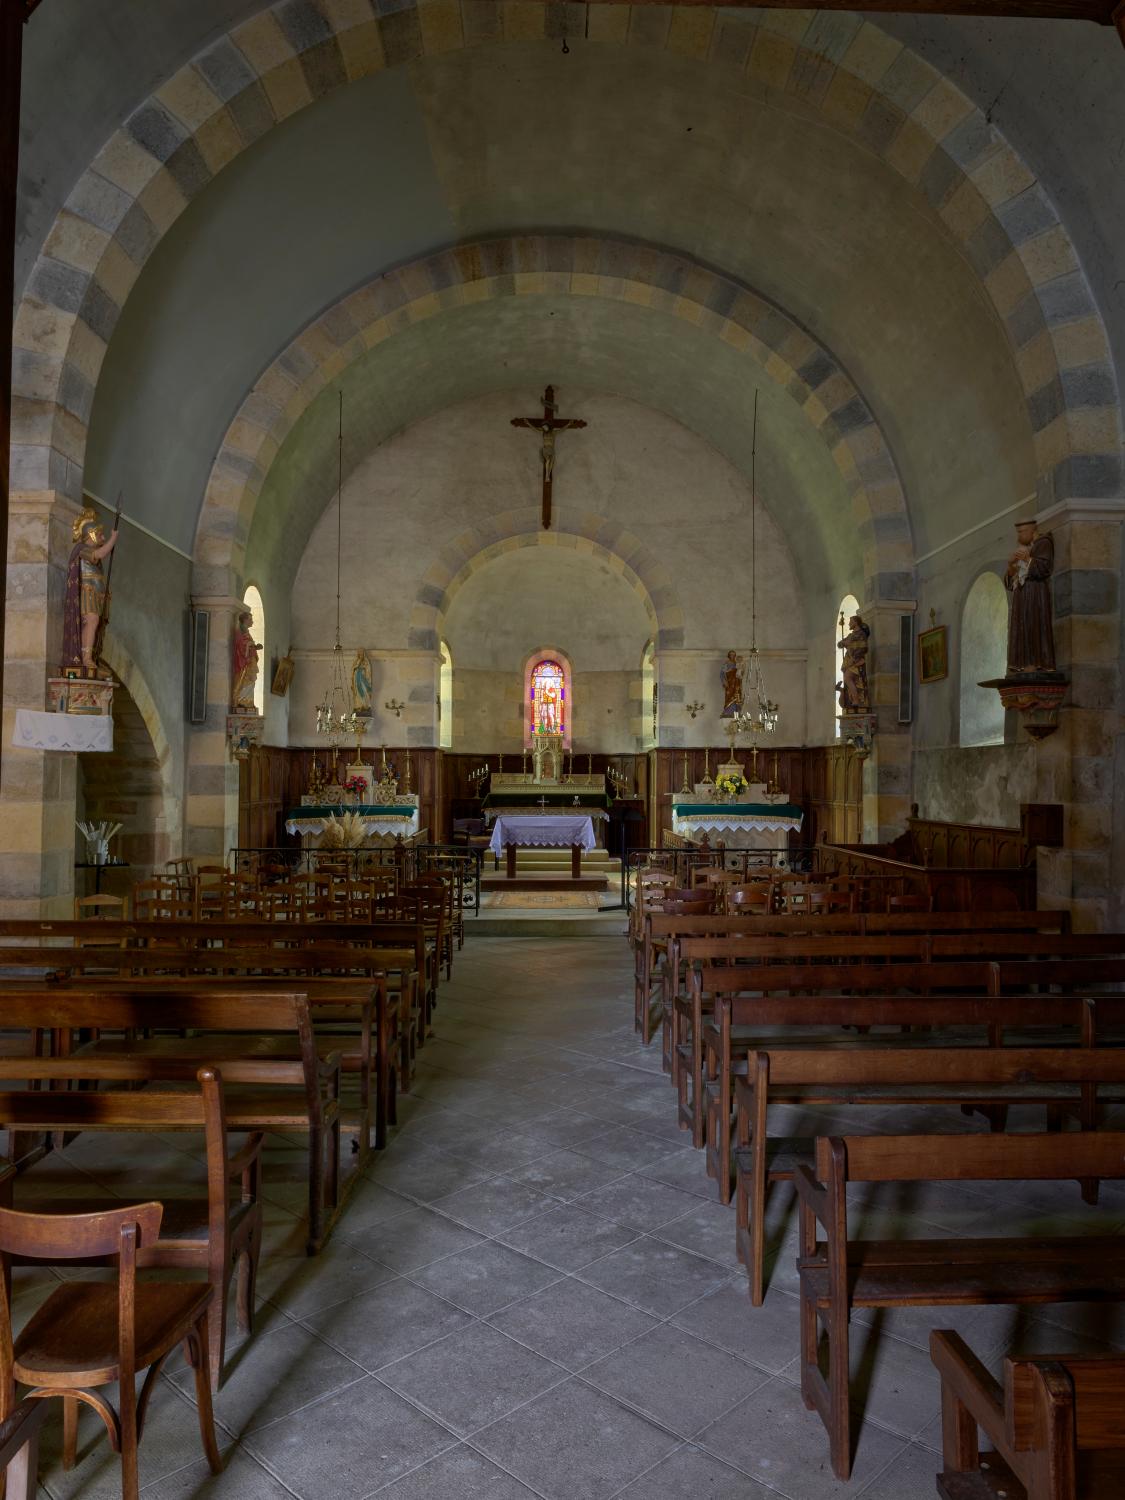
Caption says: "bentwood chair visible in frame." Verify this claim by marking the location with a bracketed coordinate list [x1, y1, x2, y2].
[0, 1200, 222, 1500]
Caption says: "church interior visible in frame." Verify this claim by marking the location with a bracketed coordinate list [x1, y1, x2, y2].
[2, 0, 1125, 1495]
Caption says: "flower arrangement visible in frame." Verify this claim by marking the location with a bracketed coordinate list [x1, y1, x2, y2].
[343, 775, 368, 800]
[715, 772, 747, 800]
[320, 812, 368, 849]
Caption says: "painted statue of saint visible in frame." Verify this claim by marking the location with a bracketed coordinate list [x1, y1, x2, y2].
[351, 649, 373, 715]
[837, 614, 871, 712]
[62, 507, 118, 676]
[231, 610, 261, 711]
[1005, 520, 1056, 674]
[720, 651, 744, 718]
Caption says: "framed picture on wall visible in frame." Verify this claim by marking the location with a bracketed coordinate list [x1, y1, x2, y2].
[918, 624, 948, 684]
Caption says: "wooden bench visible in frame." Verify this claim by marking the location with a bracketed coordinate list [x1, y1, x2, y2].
[0, 991, 346, 1254]
[0, 1063, 262, 1390]
[734, 1043, 1125, 1305]
[930, 1329, 1125, 1499]
[795, 1130, 1125, 1479]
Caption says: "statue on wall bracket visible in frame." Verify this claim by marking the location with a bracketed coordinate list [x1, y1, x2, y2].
[836, 610, 876, 759]
[52, 501, 120, 716]
[980, 517, 1068, 740]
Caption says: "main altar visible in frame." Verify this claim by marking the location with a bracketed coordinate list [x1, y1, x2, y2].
[481, 736, 611, 847]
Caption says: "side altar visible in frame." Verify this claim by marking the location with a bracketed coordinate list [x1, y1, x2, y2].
[672, 782, 803, 851]
[285, 758, 419, 848]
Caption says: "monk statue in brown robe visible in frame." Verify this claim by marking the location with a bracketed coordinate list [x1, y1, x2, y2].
[1005, 519, 1056, 674]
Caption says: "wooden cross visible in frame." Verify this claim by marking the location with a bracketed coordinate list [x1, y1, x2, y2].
[511, 385, 587, 530]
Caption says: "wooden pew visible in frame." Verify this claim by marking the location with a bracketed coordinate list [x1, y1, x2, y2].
[0, 991, 346, 1255]
[693, 955, 1125, 1171]
[796, 1130, 1125, 1479]
[0, 1064, 262, 1390]
[930, 1329, 1125, 1499]
[734, 1043, 1125, 1305]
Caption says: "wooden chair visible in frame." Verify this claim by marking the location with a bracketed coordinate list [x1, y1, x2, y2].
[1, 1064, 264, 1390]
[132, 880, 198, 922]
[930, 1329, 1125, 1499]
[73, 895, 129, 921]
[0, 1200, 222, 1500]
[723, 884, 772, 915]
[0, 1394, 48, 1499]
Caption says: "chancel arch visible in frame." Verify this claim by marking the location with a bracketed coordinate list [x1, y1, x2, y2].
[16, 3, 1119, 544]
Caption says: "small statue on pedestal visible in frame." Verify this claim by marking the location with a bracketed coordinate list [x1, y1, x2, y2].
[62, 507, 118, 678]
[1005, 519, 1056, 674]
[836, 613, 871, 713]
[231, 610, 262, 711]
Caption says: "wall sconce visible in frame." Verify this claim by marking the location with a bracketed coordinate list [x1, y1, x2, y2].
[684, 700, 705, 719]
[384, 698, 405, 718]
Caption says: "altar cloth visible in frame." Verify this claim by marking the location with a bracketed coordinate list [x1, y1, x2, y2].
[285, 805, 420, 839]
[489, 813, 597, 856]
[13, 709, 113, 753]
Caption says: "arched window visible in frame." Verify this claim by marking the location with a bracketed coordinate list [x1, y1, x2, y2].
[242, 585, 265, 716]
[439, 641, 453, 750]
[959, 573, 1007, 746]
[640, 640, 655, 749]
[524, 652, 573, 748]
[835, 594, 859, 737]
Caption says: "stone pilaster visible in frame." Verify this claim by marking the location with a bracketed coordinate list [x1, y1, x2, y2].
[860, 600, 915, 842]
[184, 593, 241, 862]
[1034, 499, 1124, 930]
[1, 492, 82, 915]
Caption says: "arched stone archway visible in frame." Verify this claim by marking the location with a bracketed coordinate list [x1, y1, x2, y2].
[14, 4, 1119, 523]
[193, 235, 912, 607]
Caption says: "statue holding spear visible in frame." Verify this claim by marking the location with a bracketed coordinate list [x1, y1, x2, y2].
[62, 497, 120, 677]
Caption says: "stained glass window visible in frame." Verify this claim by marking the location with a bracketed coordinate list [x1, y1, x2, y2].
[530, 659, 566, 737]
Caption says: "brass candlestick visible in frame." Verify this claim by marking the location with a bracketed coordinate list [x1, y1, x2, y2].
[701, 746, 713, 786]
[587, 753, 593, 779]
[681, 752, 691, 794]
[768, 750, 781, 797]
[403, 748, 412, 794]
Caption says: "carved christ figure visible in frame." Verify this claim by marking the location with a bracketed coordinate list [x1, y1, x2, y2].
[1005, 519, 1056, 674]
[510, 386, 587, 529]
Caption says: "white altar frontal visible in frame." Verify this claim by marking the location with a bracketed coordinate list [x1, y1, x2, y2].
[286, 790, 420, 847]
[488, 813, 597, 857]
[672, 782, 803, 850]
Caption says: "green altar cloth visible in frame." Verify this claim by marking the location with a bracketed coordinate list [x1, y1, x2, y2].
[672, 803, 803, 819]
[482, 790, 611, 812]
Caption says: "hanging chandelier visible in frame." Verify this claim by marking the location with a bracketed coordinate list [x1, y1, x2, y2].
[315, 391, 367, 750]
[737, 390, 780, 740]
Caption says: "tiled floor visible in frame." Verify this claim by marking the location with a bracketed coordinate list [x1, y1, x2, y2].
[15, 934, 1125, 1498]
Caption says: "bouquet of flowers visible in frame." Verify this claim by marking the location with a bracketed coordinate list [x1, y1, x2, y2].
[320, 812, 368, 849]
[343, 775, 368, 799]
[715, 772, 747, 800]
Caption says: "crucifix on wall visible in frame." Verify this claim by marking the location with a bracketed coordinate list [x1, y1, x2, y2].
[510, 385, 587, 530]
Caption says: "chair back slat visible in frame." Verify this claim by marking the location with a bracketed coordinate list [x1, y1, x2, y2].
[0, 1201, 162, 1262]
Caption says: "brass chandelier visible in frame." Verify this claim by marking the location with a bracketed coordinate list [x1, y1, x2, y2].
[736, 391, 779, 740]
[315, 392, 367, 750]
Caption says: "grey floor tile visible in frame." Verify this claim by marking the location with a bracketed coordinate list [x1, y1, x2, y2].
[497, 1203, 640, 1271]
[429, 1174, 556, 1233]
[573, 1127, 690, 1173]
[671, 1282, 801, 1373]
[698, 1377, 909, 1498]
[576, 1237, 731, 1316]
[651, 1199, 743, 1269]
[243, 1378, 456, 1500]
[141, 1449, 296, 1499]
[366, 1143, 498, 1203]
[352, 1205, 487, 1273]
[371, 1444, 542, 1498]
[169, 1319, 367, 1435]
[613, 1443, 775, 1498]
[574, 1173, 705, 1232]
[410, 1240, 562, 1316]
[470, 1380, 679, 1500]
[377, 1322, 566, 1436]
[521, 1108, 612, 1149]
[854, 1441, 943, 1498]
[637, 1148, 718, 1197]
[505, 1148, 627, 1201]
[581, 1323, 770, 1438]
[255, 1237, 397, 1317]
[489, 1277, 657, 1371]
[302, 1279, 473, 1371]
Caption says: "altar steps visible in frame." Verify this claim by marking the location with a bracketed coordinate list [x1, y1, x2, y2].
[479, 847, 620, 893]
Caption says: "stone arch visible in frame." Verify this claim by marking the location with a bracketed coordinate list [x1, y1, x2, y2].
[430, 517, 670, 649]
[94, 637, 184, 868]
[14, 4, 1119, 527]
[194, 234, 913, 603]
